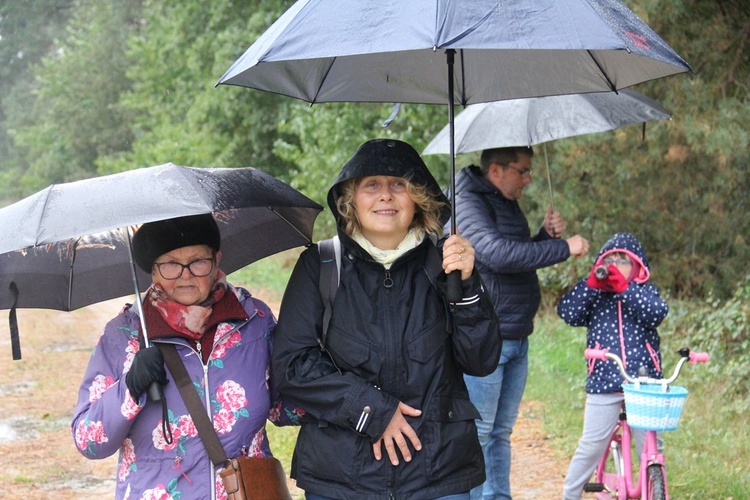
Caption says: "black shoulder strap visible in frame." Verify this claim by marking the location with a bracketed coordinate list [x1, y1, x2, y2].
[317, 236, 340, 350]
[159, 344, 228, 467]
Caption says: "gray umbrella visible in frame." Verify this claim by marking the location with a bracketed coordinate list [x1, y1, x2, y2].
[216, 0, 691, 299]
[421, 89, 672, 212]
[422, 89, 671, 155]
[0, 163, 323, 359]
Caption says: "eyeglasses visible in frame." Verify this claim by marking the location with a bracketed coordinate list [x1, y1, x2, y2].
[602, 257, 632, 266]
[505, 165, 533, 178]
[154, 257, 215, 280]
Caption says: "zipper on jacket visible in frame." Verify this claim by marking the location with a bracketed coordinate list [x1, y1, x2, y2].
[160, 340, 217, 498]
[383, 269, 393, 288]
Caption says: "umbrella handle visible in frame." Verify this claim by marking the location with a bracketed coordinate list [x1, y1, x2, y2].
[126, 227, 163, 402]
[543, 144, 556, 238]
[148, 382, 164, 402]
[446, 272, 462, 304]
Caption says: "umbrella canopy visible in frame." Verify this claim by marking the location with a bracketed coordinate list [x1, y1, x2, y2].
[422, 88, 671, 155]
[216, 0, 691, 300]
[217, 0, 692, 104]
[0, 163, 323, 359]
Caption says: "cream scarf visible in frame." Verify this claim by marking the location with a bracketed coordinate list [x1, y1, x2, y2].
[352, 228, 425, 269]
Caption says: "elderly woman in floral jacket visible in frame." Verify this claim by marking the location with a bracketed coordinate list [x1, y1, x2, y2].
[72, 214, 301, 500]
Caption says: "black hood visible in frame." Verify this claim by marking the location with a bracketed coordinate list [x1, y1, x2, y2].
[327, 139, 451, 227]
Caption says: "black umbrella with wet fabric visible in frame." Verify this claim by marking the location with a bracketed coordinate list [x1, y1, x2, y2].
[0, 163, 323, 359]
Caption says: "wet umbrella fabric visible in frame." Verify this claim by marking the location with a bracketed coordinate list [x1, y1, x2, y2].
[217, 0, 690, 225]
[217, 0, 692, 105]
[422, 88, 672, 155]
[217, 0, 691, 300]
[0, 163, 323, 359]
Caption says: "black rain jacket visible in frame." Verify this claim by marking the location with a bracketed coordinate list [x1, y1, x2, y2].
[273, 140, 501, 499]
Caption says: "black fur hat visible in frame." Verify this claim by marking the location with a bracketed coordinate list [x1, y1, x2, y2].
[132, 213, 220, 272]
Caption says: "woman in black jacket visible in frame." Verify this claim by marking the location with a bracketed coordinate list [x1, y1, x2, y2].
[273, 138, 501, 500]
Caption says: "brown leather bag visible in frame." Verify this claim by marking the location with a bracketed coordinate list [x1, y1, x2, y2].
[159, 344, 293, 500]
[219, 456, 293, 500]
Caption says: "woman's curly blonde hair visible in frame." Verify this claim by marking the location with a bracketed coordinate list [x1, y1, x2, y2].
[335, 177, 447, 238]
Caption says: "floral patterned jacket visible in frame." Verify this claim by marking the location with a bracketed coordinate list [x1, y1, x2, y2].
[71, 286, 302, 500]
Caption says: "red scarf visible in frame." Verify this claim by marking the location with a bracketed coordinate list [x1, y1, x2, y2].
[143, 271, 247, 340]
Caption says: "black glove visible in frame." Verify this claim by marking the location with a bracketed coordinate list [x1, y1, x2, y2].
[125, 346, 168, 401]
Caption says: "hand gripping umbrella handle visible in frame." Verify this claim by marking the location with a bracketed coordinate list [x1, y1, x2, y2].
[126, 227, 163, 402]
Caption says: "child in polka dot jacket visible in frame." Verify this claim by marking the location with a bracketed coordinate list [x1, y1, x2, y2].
[557, 232, 669, 500]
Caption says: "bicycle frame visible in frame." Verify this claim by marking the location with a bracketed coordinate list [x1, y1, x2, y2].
[584, 347, 709, 500]
[592, 409, 668, 499]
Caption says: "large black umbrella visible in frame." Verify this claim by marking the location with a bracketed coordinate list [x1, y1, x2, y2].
[0, 163, 323, 359]
[216, 0, 691, 298]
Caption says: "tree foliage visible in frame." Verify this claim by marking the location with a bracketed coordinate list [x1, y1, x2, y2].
[0, 0, 77, 202]
[95, 0, 295, 177]
[0, 0, 142, 200]
[0, 0, 747, 300]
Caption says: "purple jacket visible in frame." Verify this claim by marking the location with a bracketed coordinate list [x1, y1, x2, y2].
[72, 286, 300, 499]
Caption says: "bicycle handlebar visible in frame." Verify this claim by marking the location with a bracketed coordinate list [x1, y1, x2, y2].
[688, 351, 710, 364]
[584, 347, 709, 385]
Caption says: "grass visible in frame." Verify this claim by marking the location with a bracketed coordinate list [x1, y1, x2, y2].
[528, 311, 750, 499]
[228, 248, 303, 301]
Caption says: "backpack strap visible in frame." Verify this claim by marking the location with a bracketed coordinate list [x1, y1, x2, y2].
[317, 236, 340, 350]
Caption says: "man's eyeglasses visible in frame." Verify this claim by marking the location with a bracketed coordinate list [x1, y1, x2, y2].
[505, 165, 532, 178]
[154, 257, 215, 280]
[602, 257, 632, 266]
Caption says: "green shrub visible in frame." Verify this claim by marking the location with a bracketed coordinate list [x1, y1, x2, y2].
[677, 274, 750, 412]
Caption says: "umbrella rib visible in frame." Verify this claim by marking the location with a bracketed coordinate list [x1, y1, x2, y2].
[458, 49, 467, 106]
[268, 207, 313, 244]
[35, 186, 56, 247]
[68, 238, 78, 310]
[311, 57, 337, 104]
[586, 50, 617, 92]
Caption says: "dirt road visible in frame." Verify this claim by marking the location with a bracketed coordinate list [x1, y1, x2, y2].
[0, 295, 568, 499]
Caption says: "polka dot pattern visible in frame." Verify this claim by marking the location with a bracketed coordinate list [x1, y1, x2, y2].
[556, 233, 669, 394]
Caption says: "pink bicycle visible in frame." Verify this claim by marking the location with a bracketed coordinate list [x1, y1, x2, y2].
[583, 347, 709, 500]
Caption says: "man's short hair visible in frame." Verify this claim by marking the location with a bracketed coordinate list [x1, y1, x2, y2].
[480, 146, 534, 175]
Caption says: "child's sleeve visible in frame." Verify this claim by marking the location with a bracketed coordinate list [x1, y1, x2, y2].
[620, 283, 669, 328]
[557, 279, 598, 326]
